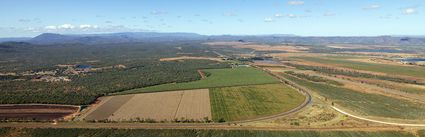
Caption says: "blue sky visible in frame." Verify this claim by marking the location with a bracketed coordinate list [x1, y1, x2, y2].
[0, 0, 424, 37]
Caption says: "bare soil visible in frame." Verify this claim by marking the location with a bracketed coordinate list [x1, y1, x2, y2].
[198, 70, 206, 79]
[0, 104, 79, 121]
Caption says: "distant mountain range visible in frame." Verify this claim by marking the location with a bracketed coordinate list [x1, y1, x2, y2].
[0, 37, 31, 43]
[28, 32, 205, 45]
[1, 32, 425, 46]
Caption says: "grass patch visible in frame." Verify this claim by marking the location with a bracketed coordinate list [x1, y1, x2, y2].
[210, 84, 305, 122]
[119, 67, 279, 94]
[295, 56, 425, 77]
[282, 73, 425, 119]
[0, 128, 414, 137]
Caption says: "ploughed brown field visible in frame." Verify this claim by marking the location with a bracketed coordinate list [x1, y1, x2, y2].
[81, 89, 212, 122]
[0, 104, 80, 121]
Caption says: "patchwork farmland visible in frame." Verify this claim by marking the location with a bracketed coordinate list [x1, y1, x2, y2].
[81, 89, 212, 122]
[78, 67, 305, 123]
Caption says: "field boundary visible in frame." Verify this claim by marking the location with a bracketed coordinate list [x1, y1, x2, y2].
[113, 82, 280, 96]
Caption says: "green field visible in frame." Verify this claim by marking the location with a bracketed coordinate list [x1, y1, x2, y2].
[118, 67, 280, 94]
[210, 84, 305, 122]
[0, 128, 414, 137]
[295, 56, 425, 77]
[282, 73, 425, 119]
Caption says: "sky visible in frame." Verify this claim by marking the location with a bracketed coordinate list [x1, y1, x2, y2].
[0, 0, 424, 37]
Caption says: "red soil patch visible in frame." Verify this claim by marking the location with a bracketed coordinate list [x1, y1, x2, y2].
[0, 104, 79, 121]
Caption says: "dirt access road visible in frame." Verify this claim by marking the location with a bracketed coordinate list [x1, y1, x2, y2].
[332, 106, 425, 127]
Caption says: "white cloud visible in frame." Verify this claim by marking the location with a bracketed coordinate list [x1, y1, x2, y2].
[223, 12, 237, 17]
[323, 12, 336, 16]
[37, 24, 150, 34]
[44, 26, 57, 30]
[18, 19, 31, 23]
[363, 4, 381, 10]
[150, 10, 167, 15]
[287, 14, 297, 18]
[288, 1, 304, 6]
[264, 17, 275, 22]
[58, 24, 75, 29]
[275, 13, 283, 18]
[402, 8, 417, 15]
[79, 24, 99, 29]
[79, 24, 92, 29]
[43, 24, 99, 32]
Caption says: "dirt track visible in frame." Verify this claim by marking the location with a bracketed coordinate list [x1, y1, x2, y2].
[332, 106, 425, 127]
[0, 122, 404, 131]
[198, 70, 206, 79]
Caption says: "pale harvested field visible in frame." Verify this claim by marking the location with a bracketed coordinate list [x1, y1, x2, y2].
[174, 89, 211, 120]
[336, 52, 419, 58]
[203, 41, 309, 53]
[82, 89, 211, 122]
[159, 56, 223, 62]
[234, 44, 309, 53]
[203, 41, 249, 46]
[327, 44, 397, 49]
